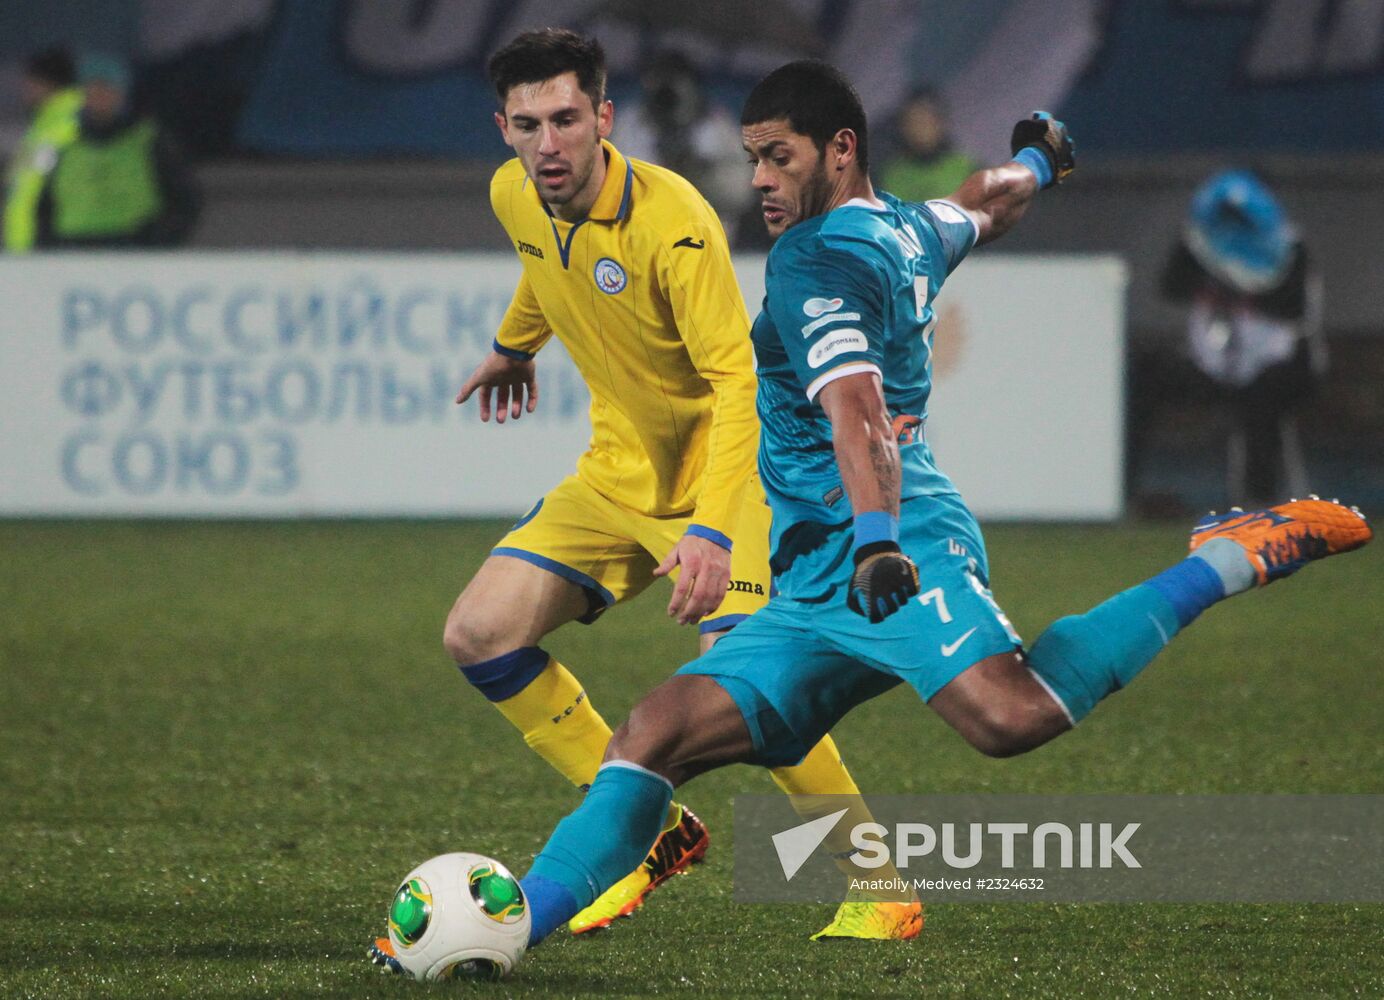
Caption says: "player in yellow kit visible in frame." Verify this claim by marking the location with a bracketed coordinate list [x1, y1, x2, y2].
[370, 28, 918, 955]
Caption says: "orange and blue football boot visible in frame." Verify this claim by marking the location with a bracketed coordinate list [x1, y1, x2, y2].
[1189, 496, 1371, 586]
[367, 936, 403, 974]
[568, 802, 709, 934]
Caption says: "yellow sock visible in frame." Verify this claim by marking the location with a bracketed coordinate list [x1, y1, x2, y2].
[770, 732, 860, 798]
[493, 658, 612, 790]
[770, 734, 911, 901]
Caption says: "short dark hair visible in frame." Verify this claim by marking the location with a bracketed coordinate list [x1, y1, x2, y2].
[24, 46, 77, 88]
[741, 60, 869, 173]
[488, 29, 606, 111]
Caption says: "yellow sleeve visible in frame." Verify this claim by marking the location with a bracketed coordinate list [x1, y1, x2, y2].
[489, 161, 553, 359]
[494, 269, 553, 359]
[657, 217, 760, 545]
[6, 106, 80, 253]
[3, 168, 45, 253]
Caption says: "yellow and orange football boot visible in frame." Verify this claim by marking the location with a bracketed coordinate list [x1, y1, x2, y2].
[810, 898, 924, 941]
[568, 803, 709, 934]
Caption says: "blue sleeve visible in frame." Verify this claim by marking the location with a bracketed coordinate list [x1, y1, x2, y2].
[766, 240, 887, 402]
[918, 199, 980, 275]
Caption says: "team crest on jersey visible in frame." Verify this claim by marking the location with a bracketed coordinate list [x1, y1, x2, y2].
[802, 297, 844, 318]
[593, 257, 627, 294]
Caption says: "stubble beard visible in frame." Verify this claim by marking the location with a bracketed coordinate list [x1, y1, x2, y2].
[777, 156, 834, 235]
[536, 135, 600, 210]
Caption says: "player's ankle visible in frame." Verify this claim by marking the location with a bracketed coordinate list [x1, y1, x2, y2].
[1190, 539, 1257, 597]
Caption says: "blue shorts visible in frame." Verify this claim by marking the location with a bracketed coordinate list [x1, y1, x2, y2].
[677, 494, 1022, 767]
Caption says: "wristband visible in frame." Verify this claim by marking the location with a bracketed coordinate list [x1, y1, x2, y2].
[853, 511, 899, 548]
[686, 523, 733, 552]
[1013, 146, 1054, 189]
[492, 338, 536, 361]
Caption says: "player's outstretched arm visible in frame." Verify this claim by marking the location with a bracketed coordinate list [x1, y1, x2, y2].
[455, 350, 539, 424]
[947, 164, 1039, 246]
[819, 372, 920, 623]
[947, 111, 1074, 246]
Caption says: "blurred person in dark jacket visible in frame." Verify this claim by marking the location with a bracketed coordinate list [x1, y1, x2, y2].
[1159, 169, 1324, 506]
[35, 54, 200, 249]
[619, 50, 754, 245]
[877, 87, 977, 204]
[3, 47, 83, 253]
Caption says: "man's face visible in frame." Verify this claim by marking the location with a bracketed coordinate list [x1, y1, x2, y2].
[495, 71, 612, 211]
[20, 75, 55, 114]
[83, 81, 124, 126]
[742, 118, 834, 239]
[900, 100, 944, 157]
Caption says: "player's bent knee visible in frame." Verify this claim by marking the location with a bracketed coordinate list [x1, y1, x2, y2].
[964, 700, 1062, 758]
[442, 603, 524, 666]
[965, 725, 1028, 759]
[441, 614, 476, 665]
[442, 612, 482, 664]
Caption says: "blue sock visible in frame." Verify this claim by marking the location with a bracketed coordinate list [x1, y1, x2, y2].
[520, 761, 673, 947]
[1144, 554, 1226, 627]
[1027, 554, 1227, 723]
[517, 874, 578, 948]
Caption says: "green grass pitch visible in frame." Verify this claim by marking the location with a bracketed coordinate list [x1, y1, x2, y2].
[2, 519, 1380, 998]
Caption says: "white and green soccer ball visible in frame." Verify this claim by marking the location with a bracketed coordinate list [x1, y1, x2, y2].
[386, 852, 530, 981]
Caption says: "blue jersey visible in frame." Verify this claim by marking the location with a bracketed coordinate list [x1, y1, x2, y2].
[751, 192, 979, 600]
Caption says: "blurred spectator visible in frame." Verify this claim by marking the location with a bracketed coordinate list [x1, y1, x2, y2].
[1158, 169, 1325, 506]
[878, 87, 976, 203]
[35, 55, 200, 249]
[3, 47, 83, 253]
[617, 50, 754, 244]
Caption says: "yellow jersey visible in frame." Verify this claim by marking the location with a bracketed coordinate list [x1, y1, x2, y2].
[490, 140, 758, 546]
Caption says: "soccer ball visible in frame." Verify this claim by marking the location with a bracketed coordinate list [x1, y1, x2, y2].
[385, 852, 530, 981]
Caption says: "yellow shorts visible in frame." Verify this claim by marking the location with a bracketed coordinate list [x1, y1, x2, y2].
[493, 474, 772, 633]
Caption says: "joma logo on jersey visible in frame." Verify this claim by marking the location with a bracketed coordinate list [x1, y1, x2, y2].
[516, 240, 544, 259]
[728, 580, 765, 595]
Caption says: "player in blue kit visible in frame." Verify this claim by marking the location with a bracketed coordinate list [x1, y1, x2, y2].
[500, 61, 1372, 948]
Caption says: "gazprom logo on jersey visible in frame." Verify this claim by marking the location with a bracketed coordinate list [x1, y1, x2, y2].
[808, 329, 868, 368]
[593, 257, 627, 295]
[802, 296, 844, 318]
